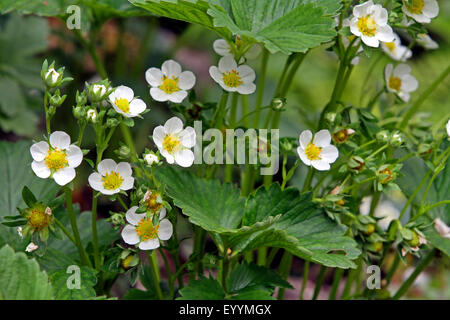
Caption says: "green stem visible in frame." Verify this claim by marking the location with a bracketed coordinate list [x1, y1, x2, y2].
[277, 252, 293, 299]
[385, 253, 400, 285]
[299, 261, 310, 300]
[54, 217, 76, 244]
[159, 248, 174, 299]
[229, 92, 239, 127]
[312, 266, 327, 300]
[120, 124, 138, 162]
[329, 268, 344, 300]
[341, 177, 376, 193]
[392, 249, 435, 300]
[366, 87, 385, 112]
[253, 49, 269, 128]
[241, 95, 250, 127]
[117, 195, 128, 211]
[399, 64, 450, 129]
[341, 265, 358, 299]
[44, 90, 51, 134]
[399, 170, 432, 220]
[64, 187, 91, 267]
[212, 91, 230, 129]
[146, 251, 164, 300]
[256, 247, 266, 266]
[302, 166, 315, 192]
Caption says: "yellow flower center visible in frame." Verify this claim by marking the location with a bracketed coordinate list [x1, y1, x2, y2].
[143, 192, 163, 213]
[45, 148, 68, 171]
[222, 70, 243, 88]
[333, 130, 348, 144]
[305, 142, 322, 161]
[102, 171, 124, 190]
[357, 15, 377, 37]
[115, 98, 130, 113]
[162, 134, 181, 154]
[389, 76, 402, 91]
[136, 218, 159, 241]
[159, 76, 180, 94]
[28, 207, 49, 231]
[385, 41, 396, 52]
[406, 0, 425, 14]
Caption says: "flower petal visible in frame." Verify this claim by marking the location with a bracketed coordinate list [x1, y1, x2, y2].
[31, 161, 51, 178]
[121, 177, 134, 191]
[237, 65, 256, 83]
[150, 87, 171, 102]
[145, 67, 163, 87]
[401, 75, 418, 92]
[88, 172, 103, 191]
[159, 207, 167, 220]
[53, 167, 76, 186]
[30, 141, 49, 162]
[313, 130, 331, 148]
[153, 125, 166, 148]
[167, 91, 188, 104]
[178, 71, 196, 90]
[361, 35, 379, 48]
[394, 63, 411, 77]
[179, 126, 196, 148]
[164, 117, 183, 134]
[50, 131, 71, 150]
[321, 145, 339, 163]
[174, 149, 194, 167]
[139, 238, 160, 250]
[116, 162, 132, 178]
[162, 60, 182, 78]
[98, 159, 117, 176]
[213, 39, 231, 56]
[158, 219, 173, 241]
[311, 160, 331, 171]
[66, 145, 83, 168]
[129, 99, 147, 116]
[114, 85, 134, 101]
[353, 0, 372, 17]
[209, 66, 223, 84]
[126, 206, 145, 226]
[218, 56, 237, 73]
[299, 130, 313, 149]
[122, 225, 139, 245]
[297, 147, 311, 166]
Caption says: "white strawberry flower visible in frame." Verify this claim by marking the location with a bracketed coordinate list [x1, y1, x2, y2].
[88, 159, 134, 195]
[153, 117, 196, 167]
[349, 1, 395, 48]
[45, 68, 60, 86]
[381, 33, 412, 61]
[86, 109, 97, 123]
[144, 153, 159, 166]
[434, 218, 450, 239]
[209, 56, 256, 94]
[121, 206, 173, 250]
[146, 60, 196, 104]
[213, 38, 262, 62]
[297, 130, 339, 171]
[385, 63, 418, 102]
[93, 84, 107, 97]
[30, 131, 83, 186]
[25, 242, 38, 253]
[402, 0, 439, 24]
[108, 85, 147, 118]
[416, 33, 439, 50]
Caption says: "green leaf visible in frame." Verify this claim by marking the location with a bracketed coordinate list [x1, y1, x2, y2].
[0, 141, 59, 250]
[130, 0, 340, 54]
[229, 184, 360, 268]
[207, 0, 339, 54]
[22, 186, 37, 207]
[155, 167, 245, 233]
[0, 14, 47, 136]
[36, 247, 78, 275]
[177, 276, 225, 300]
[227, 261, 292, 294]
[0, 245, 53, 299]
[228, 287, 274, 300]
[129, 0, 229, 37]
[50, 266, 97, 300]
[123, 288, 157, 300]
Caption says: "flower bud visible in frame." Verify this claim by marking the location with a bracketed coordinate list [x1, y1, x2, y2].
[106, 118, 120, 128]
[86, 109, 98, 123]
[377, 166, 395, 184]
[333, 128, 355, 144]
[364, 223, 376, 236]
[110, 213, 124, 226]
[271, 98, 285, 110]
[76, 90, 88, 106]
[325, 112, 337, 124]
[87, 81, 110, 103]
[389, 131, 403, 147]
[144, 153, 159, 166]
[43, 68, 61, 87]
[117, 145, 131, 159]
[73, 106, 85, 120]
[49, 90, 67, 107]
[348, 156, 365, 173]
[376, 130, 390, 143]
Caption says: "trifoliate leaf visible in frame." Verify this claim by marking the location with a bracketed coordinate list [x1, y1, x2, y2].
[177, 276, 225, 300]
[49, 266, 97, 300]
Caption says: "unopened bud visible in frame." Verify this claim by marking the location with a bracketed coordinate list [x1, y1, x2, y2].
[144, 153, 159, 166]
[106, 118, 120, 128]
[86, 109, 98, 123]
[73, 106, 85, 120]
[376, 130, 390, 143]
[389, 131, 403, 147]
